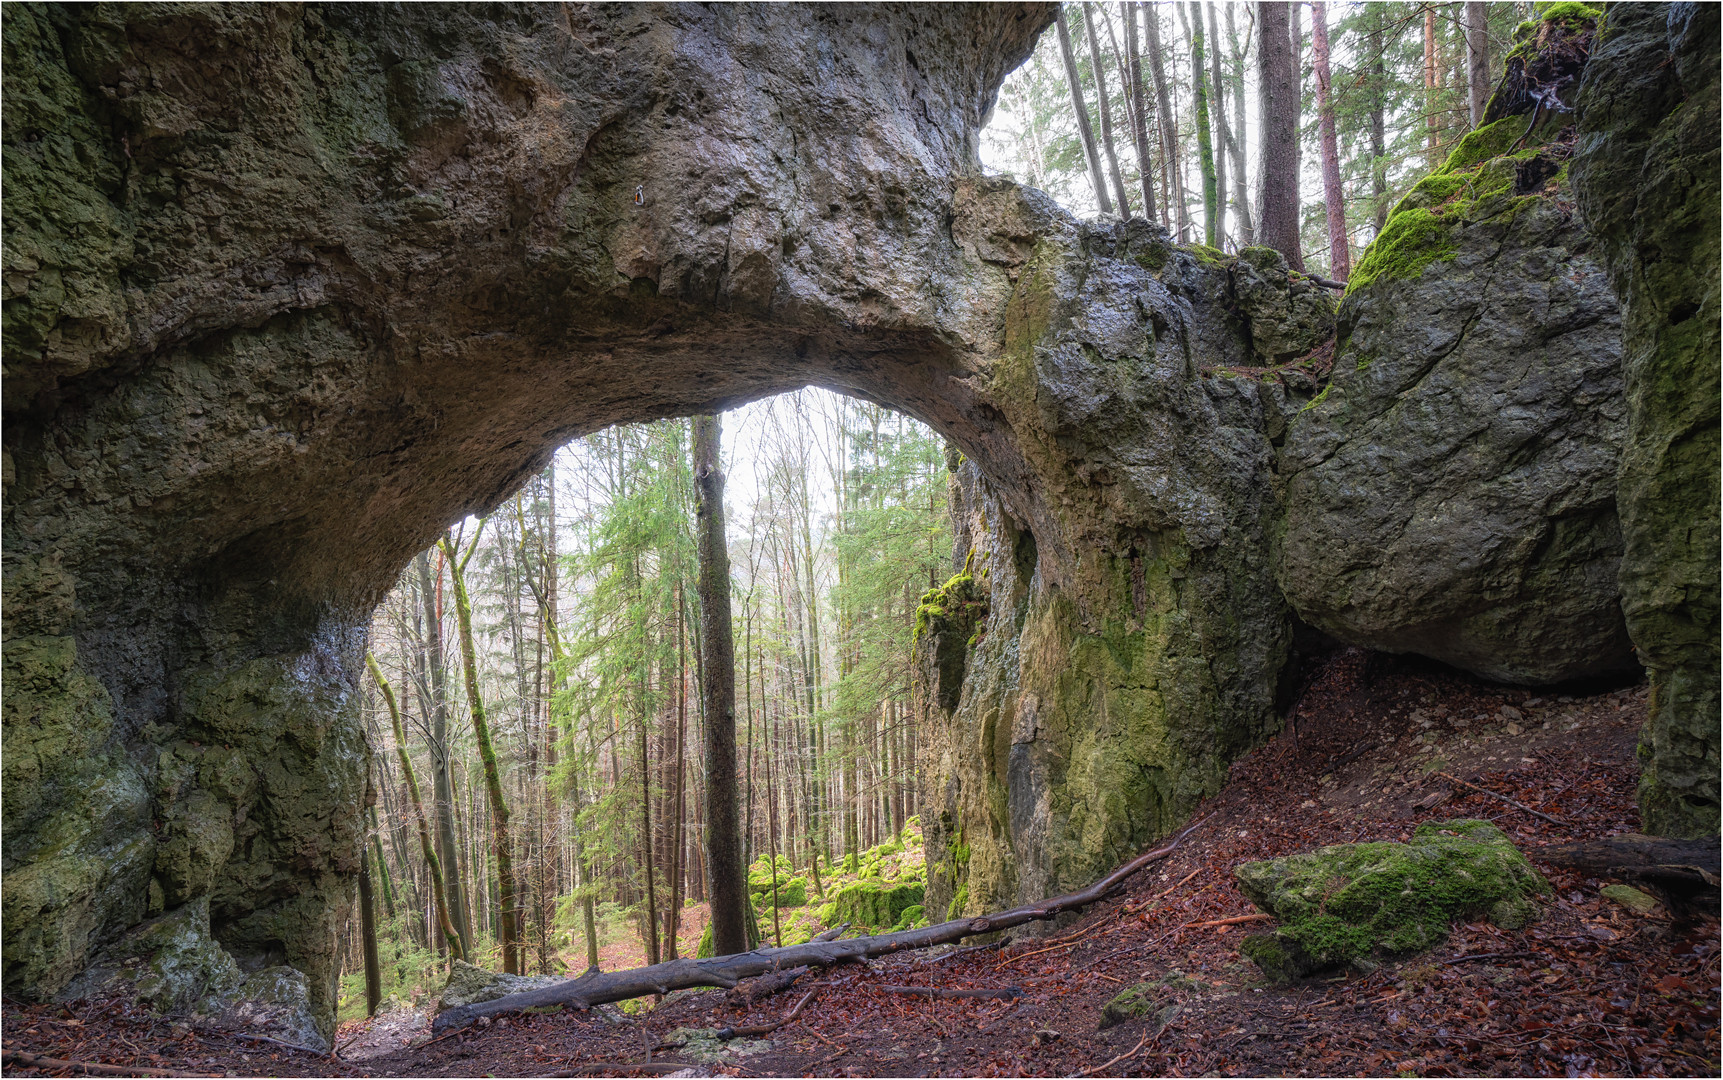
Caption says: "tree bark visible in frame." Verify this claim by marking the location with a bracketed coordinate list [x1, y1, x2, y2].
[693, 413, 747, 958]
[441, 522, 522, 975]
[1142, 5, 1187, 238]
[1082, 3, 1135, 217]
[1188, 1, 1219, 246]
[366, 653, 467, 964]
[1205, 0, 1229, 248]
[1425, 7, 1441, 169]
[359, 854, 382, 1017]
[1055, 8, 1114, 215]
[1225, 2, 1254, 245]
[1465, 1, 1491, 128]
[1310, 1, 1349, 280]
[1122, 2, 1158, 221]
[432, 817, 1205, 1033]
[416, 552, 472, 957]
[1370, 5, 1389, 234]
[1256, 1, 1301, 267]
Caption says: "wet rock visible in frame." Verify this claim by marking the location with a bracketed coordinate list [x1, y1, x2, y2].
[212, 966, 327, 1053]
[437, 960, 564, 1013]
[1280, 15, 1634, 686]
[57, 897, 241, 1015]
[1231, 246, 1337, 363]
[1235, 820, 1550, 983]
[1571, 1, 1721, 838]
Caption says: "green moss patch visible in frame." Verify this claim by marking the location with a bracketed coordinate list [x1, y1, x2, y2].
[827, 881, 925, 931]
[1234, 820, 1550, 983]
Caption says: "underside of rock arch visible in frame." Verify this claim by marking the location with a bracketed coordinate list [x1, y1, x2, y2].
[3, 0, 1715, 1044]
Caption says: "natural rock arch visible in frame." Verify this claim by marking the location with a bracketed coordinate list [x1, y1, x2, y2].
[6, 0, 1707, 1045]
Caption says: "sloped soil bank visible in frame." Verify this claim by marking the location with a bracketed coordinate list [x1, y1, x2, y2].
[5, 651, 1717, 1077]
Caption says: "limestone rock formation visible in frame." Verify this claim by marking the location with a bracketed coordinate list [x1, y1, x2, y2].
[1235, 819, 1550, 983]
[1571, 2, 1721, 838]
[1280, 70, 1634, 684]
[2, 0, 1714, 1039]
[437, 960, 564, 1014]
[1230, 246, 1337, 364]
[2, 1, 1055, 1037]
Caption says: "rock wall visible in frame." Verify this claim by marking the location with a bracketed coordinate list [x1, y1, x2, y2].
[1570, 2, 1721, 838]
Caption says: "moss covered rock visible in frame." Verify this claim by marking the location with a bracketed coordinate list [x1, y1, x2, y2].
[1234, 820, 1550, 982]
[1570, 3, 1720, 838]
[750, 876, 807, 909]
[1280, 8, 1634, 686]
[1230, 246, 1336, 363]
[826, 881, 924, 931]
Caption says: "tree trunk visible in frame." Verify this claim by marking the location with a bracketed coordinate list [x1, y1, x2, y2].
[1310, 1, 1349, 281]
[1465, 1, 1491, 128]
[1055, 5, 1114, 215]
[416, 552, 472, 957]
[366, 653, 467, 964]
[1225, 2, 1254, 244]
[1289, 1, 1303, 193]
[1370, 5, 1389, 234]
[359, 854, 382, 1017]
[1188, 2, 1218, 246]
[1082, 3, 1134, 217]
[1142, 4, 1187, 239]
[441, 523, 521, 975]
[1205, 1, 1229, 248]
[1255, 1, 1301, 267]
[663, 585, 689, 962]
[1122, 2, 1158, 221]
[1425, 7, 1441, 170]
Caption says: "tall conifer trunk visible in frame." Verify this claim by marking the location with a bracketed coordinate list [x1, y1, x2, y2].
[1123, 2, 1158, 220]
[1188, 1, 1219, 246]
[1465, 1, 1491, 127]
[1226, 2, 1254, 244]
[694, 413, 747, 956]
[1256, 1, 1301, 267]
[1142, 5, 1187, 238]
[441, 522, 522, 974]
[1311, 1, 1349, 280]
[1055, 7, 1114, 215]
[1082, 3, 1134, 216]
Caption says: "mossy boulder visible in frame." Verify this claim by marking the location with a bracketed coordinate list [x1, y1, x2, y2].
[914, 564, 990, 712]
[1280, 7, 1633, 687]
[826, 881, 925, 931]
[750, 876, 807, 909]
[889, 904, 925, 932]
[56, 896, 242, 1015]
[1230, 246, 1336, 363]
[1234, 820, 1550, 983]
[1571, 2, 1720, 838]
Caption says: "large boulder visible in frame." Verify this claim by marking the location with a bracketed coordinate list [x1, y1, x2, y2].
[1235, 820, 1550, 983]
[1571, 2, 1721, 838]
[1279, 10, 1635, 686]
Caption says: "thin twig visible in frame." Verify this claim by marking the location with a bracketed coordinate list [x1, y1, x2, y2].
[1187, 912, 1273, 928]
[1437, 772, 1568, 825]
[878, 985, 1022, 1000]
[1079, 1033, 1150, 1076]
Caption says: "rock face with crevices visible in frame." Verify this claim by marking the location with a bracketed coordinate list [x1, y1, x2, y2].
[1279, 81, 1634, 685]
[1570, 1, 1721, 839]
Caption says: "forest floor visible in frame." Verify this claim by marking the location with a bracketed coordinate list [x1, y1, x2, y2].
[6, 649, 1719, 1078]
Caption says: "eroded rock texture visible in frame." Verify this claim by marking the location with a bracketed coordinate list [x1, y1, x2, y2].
[1571, 2, 1721, 838]
[2, 1, 1057, 1035]
[1281, 93, 1634, 685]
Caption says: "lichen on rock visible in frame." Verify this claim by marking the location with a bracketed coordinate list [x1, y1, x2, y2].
[1234, 820, 1550, 983]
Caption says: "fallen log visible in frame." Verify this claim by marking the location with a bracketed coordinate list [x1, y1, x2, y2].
[432, 816, 1207, 1034]
[1536, 834, 1720, 914]
[724, 964, 808, 1008]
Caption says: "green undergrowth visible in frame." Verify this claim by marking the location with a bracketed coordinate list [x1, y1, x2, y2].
[727, 818, 930, 948]
[1233, 820, 1550, 984]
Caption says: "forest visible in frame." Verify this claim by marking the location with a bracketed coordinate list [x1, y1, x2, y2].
[352, 393, 950, 1002]
[1, 1, 1716, 1077]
